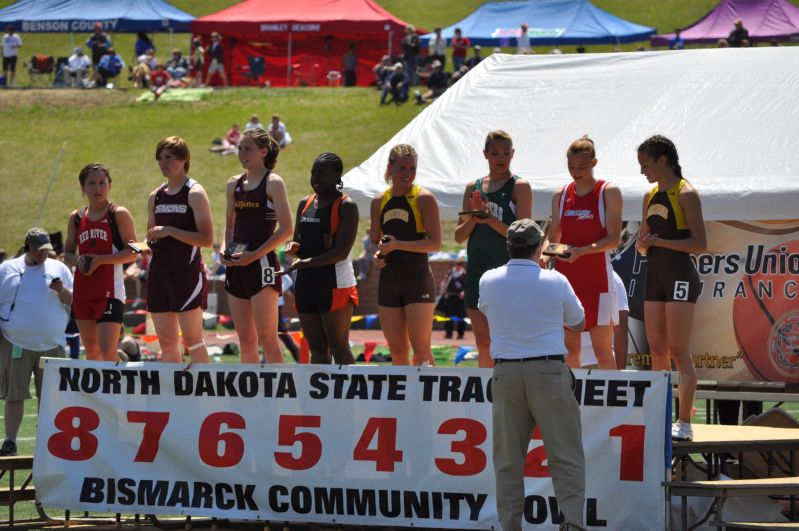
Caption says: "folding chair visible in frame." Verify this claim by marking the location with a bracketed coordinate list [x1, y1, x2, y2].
[52, 57, 69, 87]
[28, 54, 54, 86]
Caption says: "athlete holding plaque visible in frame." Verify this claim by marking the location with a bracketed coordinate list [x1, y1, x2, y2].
[222, 128, 292, 364]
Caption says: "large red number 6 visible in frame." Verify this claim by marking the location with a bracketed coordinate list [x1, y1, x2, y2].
[435, 418, 487, 476]
[127, 411, 170, 462]
[198, 412, 245, 467]
[353, 417, 403, 472]
[47, 407, 100, 461]
[609, 424, 645, 481]
[274, 415, 322, 470]
[524, 426, 550, 477]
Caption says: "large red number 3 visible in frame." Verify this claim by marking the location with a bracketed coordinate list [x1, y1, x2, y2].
[353, 417, 403, 472]
[609, 424, 645, 481]
[127, 411, 170, 462]
[47, 407, 100, 461]
[274, 415, 322, 470]
[198, 412, 245, 467]
[435, 418, 487, 476]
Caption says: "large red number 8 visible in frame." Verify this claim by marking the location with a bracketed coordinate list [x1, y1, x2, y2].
[47, 406, 100, 461]
[198, 412, 246, 467]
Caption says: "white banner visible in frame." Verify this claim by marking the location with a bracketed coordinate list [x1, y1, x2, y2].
[34, 360, 669, 530]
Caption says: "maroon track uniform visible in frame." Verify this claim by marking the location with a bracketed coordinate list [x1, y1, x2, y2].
[147, 178, 207, 312]
[225, 173, 281, 299]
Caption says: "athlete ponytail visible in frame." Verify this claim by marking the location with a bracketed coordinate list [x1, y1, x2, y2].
[313, 152, 344, 189]
[78, 162, 111, 186]
[384, 144, 417, 183]
[241, 128, 280, 171]
[638, 135, 683, 179]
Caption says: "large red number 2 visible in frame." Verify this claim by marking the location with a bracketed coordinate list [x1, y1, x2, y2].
[609, 424, 645, 481]
[435, 418, 487, 476]
[47, 407, 100, 461]
[353, 417, 403, 472]
[274, 415, 322, 470]
[524, 426, 549, 477]
[127, 411, 170, 462]
[198, 412, 246, 467]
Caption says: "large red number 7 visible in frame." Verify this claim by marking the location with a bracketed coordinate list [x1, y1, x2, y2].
[127, 411, 170, 462]
[609, 424, 645, 481]
[275, 415, 322, 470]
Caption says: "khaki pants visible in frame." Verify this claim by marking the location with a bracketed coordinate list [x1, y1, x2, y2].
[492, 359, 585, 530]
[0, 337, 64, 401]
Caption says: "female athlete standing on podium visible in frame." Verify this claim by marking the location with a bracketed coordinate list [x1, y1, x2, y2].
[370, 144, 441, 366]
[637, 135, 706, 441]
[146, 136, 213, 365]
[222, 128, 293, 364]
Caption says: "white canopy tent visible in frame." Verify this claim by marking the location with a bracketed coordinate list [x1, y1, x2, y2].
[343, 48, 799, 221]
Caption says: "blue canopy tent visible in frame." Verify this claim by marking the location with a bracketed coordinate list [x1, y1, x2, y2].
[420, 0, 654, 47]
[0, 0, 194, 33]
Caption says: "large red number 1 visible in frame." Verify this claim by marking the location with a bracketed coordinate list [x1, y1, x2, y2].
[609, 424, 645, 481]
[198, 412, 246, 467]
[274, 415, 322, 470]
[47, 407, 100, 461]
[353, 417, 403, 472]
[127, 411, 170, 462]
[435, 418, 487, 476]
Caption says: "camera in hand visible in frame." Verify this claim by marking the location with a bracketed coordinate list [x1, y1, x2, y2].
[128, 241, 150, 254]
[375, 236, 390, 260]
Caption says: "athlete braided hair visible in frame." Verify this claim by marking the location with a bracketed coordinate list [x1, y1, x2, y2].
[78, 162, 111, 186]
[155, 136, 191, 173]
[568, 135, 596, 158]
[242, 128, 280, 171]
[384, 144, 418, 183]
[313, 152, 344, 190]
[638, 135, 683, 179]
[484, 130, 513, 150]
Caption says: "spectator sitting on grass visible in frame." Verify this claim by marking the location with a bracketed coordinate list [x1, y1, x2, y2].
[465, 45, 483, 69]
[372, 54, 392, 87]
[165, 48, 189, 80]
[65, 47, 91, 87]
[150, 64, 171, 100]
[268, 114, 292, 148]
[130, 48, 156, 88]
[93, 48, 124, 88]
[209, 123, 241, 154]
[415, 60, 448, 105]
[244, 114, 264, 131]
[379, 62, 409, 105]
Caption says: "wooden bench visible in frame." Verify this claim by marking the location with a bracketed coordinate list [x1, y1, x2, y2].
[0, 455, 39, 527]
[664, 477, 799, 530]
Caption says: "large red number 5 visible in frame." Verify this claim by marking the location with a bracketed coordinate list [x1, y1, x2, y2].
[524, 426, 550, 477]
[609, 424, 645, 481]
[353, 417, 403, 472]
[47, 407, 100, 461]
[127, 411, 170, 462]
[274, 415, 322, 470]
[198, 412, 245, 467]
[435, 418, 487, 476]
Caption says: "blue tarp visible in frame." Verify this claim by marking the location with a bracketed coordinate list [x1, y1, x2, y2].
[420, 0, 655, 46]
[0, 0, 195, 32]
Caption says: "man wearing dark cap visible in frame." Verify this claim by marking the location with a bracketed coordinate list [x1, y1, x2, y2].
[478, 219, 586, 531]
[85, 22, 112, 68]
[0, 228, 72, 456]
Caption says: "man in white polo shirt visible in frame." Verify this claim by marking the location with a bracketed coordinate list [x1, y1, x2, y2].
[478, 219, 586, 531]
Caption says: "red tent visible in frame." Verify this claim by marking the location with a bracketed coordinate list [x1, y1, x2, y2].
[192, 0, 409, 87]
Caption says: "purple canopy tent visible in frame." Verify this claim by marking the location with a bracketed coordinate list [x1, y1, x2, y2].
[651, 0, 799, 46]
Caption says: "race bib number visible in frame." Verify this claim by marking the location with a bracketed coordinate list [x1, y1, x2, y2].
[673, 281, 689, 301]
[262, 266, 275, 286]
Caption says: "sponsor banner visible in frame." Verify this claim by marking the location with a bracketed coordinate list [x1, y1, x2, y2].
[614, 220, 799, 383]
[20, 20, 119, 32]
[34, 360, 668, 530]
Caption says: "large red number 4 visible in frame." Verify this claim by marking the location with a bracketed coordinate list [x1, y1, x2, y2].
[353, 417, 403, 472]
[524, 426, 550, 477]
[127, 411, 170, 462]
[609, 424, 645, 481]
[47, 407, 100, 461]
[198, 412, 246, 467]
[274, 415, 322, 470]
[435, 418, 487, 476]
